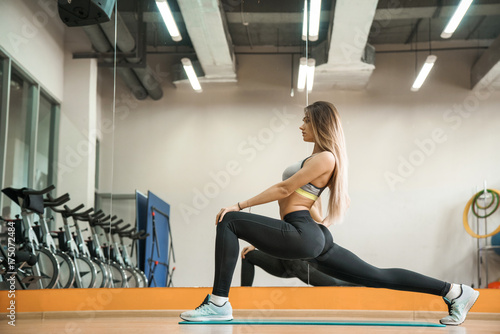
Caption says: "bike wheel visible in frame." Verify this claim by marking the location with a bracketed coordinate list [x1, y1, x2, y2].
[92, 258, 109, 288]
[74, 256, 98, 288]
[109, 262, 127, 288]
[55, 251, 76, 288]
[18, 248, 60, 289]
[123, 267, 141, 288]
[139, 270, 148, 288]
[133, 268, 147, 288]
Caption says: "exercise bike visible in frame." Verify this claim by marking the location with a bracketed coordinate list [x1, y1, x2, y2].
[1, 186, 60, 289]
[50, 202, 98, 288]
[33, 193, 76, 288]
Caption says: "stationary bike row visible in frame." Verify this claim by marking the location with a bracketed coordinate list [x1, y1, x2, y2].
[49, 198, 149, 289]
[0, 185, 147, 289]
[66, 207, 149, 288]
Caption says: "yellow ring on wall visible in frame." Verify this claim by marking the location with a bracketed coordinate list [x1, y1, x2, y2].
[463, 189, 500, 239]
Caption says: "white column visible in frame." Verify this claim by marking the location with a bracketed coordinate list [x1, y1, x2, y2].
[58, 52, 98, 208]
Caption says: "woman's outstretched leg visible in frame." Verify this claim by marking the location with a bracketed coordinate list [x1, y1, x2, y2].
[310, 242, 450, 295]
[309, 225, 479, 325]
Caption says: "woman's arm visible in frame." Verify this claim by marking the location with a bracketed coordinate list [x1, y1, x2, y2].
[241, 152, 334, 209]
[216, 152, 335, 223]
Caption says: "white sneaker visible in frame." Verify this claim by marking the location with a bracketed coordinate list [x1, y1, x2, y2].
[180, 294, 233, 322]
[440, 285, 479, 326]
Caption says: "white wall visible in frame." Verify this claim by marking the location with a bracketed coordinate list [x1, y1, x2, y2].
[99, 51, 500, 289]
[0, 0, 65, 101]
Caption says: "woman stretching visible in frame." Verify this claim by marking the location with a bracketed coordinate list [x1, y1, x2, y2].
[180, 101, 479, 325]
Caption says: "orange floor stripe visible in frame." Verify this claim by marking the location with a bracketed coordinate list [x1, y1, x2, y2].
[1, 287, 499, 313]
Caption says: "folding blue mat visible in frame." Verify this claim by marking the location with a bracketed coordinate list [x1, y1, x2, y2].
[179, 320, 445, 327]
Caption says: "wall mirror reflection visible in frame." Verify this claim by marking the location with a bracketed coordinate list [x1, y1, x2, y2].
[0, 0, 499, 321]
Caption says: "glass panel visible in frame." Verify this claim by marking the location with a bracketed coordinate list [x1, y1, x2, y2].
[0, 62, 3, 109]
[95, 139, 100, 190]
[35, 94, 52, 189]
[4, 70, 32, 217]
[0, 61, 4, 219]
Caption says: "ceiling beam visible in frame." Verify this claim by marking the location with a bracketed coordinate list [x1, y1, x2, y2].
[224, 12, 330, 24]
[471, 34, 500, 90]
[373, 4, 500, 21]
[465, 16, 487, 40]
[404, 18, 423, 45]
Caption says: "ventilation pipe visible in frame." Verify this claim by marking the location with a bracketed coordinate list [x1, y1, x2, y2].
[82, 25, 148, 100]
[100, 13, 163, 100]
[313, 0, 378, 90]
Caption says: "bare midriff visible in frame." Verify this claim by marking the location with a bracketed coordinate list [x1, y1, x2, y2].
[278, 191, 315, 219]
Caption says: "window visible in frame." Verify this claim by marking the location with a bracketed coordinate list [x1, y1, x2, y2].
[36, 94, 53, 189]
[0, 51, 60, 215]
[4, 70, 32, 191]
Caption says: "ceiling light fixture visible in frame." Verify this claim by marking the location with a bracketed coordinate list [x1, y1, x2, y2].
[155, 0, 182, 42]
[306, 58, 316, 92]
[301, 0, 308, 41]
[297, 57, 308, 91]
[441, 0, 474, 39]
[181, 58, 202, 92]
[297, 57, 316, 92]
[411, 55, 437, 92]
[308, 0, 321, 42]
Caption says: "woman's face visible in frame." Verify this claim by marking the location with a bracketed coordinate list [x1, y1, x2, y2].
[299, 114, 315, 142]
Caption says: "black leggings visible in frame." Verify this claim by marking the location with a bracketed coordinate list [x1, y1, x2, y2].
[213, 210, 450, 297]
[241, 249, 358, 287]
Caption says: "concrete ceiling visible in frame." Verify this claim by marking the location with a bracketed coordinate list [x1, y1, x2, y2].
[114, 0, 500, 91]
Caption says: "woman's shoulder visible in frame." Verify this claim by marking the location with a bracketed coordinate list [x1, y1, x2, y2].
[307, 151, 335, 169]
[311, 151, 335, 163]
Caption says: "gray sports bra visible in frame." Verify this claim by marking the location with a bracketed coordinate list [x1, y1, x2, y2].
[282, 157, 326, 200]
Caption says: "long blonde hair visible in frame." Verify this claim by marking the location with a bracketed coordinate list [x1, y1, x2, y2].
[305, 101, 350, 223]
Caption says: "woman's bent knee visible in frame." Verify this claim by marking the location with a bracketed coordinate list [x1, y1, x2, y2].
[217, 211, 241, 232]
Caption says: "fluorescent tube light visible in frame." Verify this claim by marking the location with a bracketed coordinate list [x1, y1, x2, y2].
[297, 57, 316, 92]
[441, 0, 474, 39]
[297, 57, 308, 91]
[181, 58, 202, 92]
[308, 0, 321, 41]
[411, 55, 437, 92]
[306, 58, 316, 92]
[302, 0, 308, 41]
[155, 0, 182, 42]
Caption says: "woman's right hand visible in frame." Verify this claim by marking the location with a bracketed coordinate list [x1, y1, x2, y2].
[241, 245, 256, 259]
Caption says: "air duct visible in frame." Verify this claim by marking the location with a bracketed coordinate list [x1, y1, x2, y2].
[100, 13, 163, 100]
[82, 25, 148, 100]
[176, 0, 237, 83]
[313, 0, 378, 90]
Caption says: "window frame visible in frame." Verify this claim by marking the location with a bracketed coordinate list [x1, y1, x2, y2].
[0, 48, 60, 210]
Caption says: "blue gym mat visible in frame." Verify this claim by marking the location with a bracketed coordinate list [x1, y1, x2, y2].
[179, 320, 445, 327]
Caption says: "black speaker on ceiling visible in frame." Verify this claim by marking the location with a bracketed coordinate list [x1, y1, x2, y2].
[58, 0, 116, 27]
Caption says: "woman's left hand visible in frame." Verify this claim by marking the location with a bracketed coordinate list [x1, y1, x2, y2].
[216, 204, 241, 225]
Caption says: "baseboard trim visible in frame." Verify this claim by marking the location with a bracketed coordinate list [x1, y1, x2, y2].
[4, 309, 500, 321]
[2, 287, 499, 313]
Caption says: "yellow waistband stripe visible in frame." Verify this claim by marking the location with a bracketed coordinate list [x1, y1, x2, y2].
[295, 188, 318, 201]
